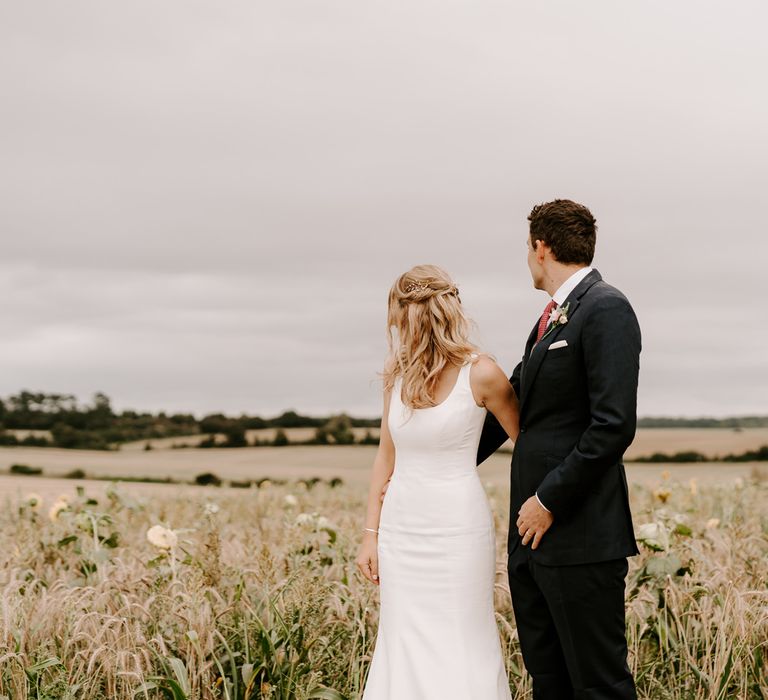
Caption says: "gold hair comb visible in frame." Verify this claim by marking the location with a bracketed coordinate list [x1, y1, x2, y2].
[405, 281, 430, 293]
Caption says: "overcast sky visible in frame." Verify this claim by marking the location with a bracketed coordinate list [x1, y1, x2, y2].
[1, 1, 766, 419]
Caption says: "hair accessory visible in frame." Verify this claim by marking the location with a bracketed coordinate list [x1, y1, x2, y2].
[405, 281, 431, 294]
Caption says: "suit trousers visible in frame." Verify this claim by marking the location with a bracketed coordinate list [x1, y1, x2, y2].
[507, 551, 637, 700]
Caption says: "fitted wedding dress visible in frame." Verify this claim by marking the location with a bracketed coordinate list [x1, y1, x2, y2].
[361, 354, 512, 700]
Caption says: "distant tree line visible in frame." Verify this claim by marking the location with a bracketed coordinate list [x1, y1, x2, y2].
[637, 416, 768, 428]
[2, 389, 766, 452]
[629, 445, 768, 463]
[0, 390, 380, 450]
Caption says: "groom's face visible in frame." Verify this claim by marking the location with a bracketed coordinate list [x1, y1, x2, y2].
[526, 236, 546, 290]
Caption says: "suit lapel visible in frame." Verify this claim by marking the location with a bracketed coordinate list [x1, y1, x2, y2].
[519, 269, 602, 413]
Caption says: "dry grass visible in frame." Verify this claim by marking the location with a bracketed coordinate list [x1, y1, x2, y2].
[0, 470, 765, 700]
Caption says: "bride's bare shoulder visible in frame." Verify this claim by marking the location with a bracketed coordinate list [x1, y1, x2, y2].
[469, 353, 508, 390]
[469, 352, 499, 374]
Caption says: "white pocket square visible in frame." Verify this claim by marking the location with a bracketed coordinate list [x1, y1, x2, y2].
[548, 340, 568, 350]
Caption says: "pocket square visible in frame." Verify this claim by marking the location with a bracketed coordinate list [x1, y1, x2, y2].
[548, 340, 568, 350]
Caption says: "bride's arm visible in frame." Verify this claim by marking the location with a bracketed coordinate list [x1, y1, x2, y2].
[470, 354, 520, 444]
[355, 385, 395, 585]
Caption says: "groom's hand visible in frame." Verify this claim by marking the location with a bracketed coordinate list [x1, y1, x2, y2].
[517, 496, 554, 550]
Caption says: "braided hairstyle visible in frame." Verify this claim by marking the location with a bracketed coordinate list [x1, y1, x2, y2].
[382, 264, 480, 411]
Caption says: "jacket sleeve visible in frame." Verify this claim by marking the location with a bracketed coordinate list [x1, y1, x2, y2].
[476, 360, 522, 466]
[535, 294, 641, 517]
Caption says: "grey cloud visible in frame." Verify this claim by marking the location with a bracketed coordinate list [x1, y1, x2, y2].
[1, 1, 766, 418]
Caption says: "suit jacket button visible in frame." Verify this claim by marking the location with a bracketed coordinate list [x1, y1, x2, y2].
[520, 426, 527, 433]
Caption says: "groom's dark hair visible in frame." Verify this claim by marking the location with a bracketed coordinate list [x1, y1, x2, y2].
[528, 199, 596, 265]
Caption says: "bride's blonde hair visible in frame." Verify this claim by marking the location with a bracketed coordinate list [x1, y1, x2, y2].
[382, 264, 480, 409]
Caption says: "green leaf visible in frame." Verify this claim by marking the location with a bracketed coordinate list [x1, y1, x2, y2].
[100, 532, 120, 548]
[27, 657, 63, 674]
[307, 688, 348, 700]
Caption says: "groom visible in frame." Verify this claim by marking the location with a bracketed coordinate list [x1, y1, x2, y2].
[477, 199, 641, 699]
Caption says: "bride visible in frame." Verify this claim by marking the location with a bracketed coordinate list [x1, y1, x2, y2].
[356, 264, 520, 700]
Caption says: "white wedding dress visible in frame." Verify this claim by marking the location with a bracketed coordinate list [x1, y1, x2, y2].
[361, 354, 512, 700]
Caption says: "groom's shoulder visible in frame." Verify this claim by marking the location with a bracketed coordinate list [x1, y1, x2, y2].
[581, 277, 638, 320]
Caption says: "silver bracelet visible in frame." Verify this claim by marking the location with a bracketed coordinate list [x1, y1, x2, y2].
[363, 527, 379, 534]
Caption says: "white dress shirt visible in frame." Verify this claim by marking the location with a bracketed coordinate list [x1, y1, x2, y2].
[535, 266, 593, 515]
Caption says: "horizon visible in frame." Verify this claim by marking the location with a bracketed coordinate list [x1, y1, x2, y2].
[2, 388, 767, 425]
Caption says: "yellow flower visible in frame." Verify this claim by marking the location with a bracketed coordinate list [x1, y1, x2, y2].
[653, 487, 671, 503]
[49, 499, 70, 522]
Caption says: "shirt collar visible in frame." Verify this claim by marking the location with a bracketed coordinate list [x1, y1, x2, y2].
[552, 266, 593, 306]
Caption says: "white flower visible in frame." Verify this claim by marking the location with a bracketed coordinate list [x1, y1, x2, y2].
[284, 494, 298, 507]
[635, 521, 669, 550]
[548, 309, 560, 325]
[295, 512, 316, 525]
[734, 477, 744, 489]
[49, 499, 70, 522]
[316, 516, 332, 528]
[705, 518, 720, 529]
[204, 502, 220, 515]
[146, 525, 178, 550]
[25, 493, 42, 509]
[689, 478, 698, 496]
[635, 522, 661, 540]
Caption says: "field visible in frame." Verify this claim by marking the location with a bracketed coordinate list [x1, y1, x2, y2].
[12, 426, 768, 459]
[0, 431, 766, 699]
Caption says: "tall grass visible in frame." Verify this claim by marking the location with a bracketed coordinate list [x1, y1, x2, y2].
[1, 475, 765, 699]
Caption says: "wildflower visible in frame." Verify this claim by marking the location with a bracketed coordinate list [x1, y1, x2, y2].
[295, 512, 316, 526]
[49, 499, 70, 522]
[284, 494, 298, 507]
[24, 493, 42, 510]
[653, 487, 671, 503]
[74, 512, 93, 533]
[146, 525, 178, 550]
[316, 516, 332, 529]
[705, 518, 720, 529]
[688, 478, 698, 496]
[661, 470, 671, 481]
[204, 502, 220, 515]
[259, 479, 272, 489]
[734, 477, 744, 489]
[635, 521, 669, 551]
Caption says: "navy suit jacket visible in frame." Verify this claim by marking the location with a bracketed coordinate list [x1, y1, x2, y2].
[476, 269, 641, 565]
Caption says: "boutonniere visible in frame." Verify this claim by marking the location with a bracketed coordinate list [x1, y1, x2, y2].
[540, 302, 570, 342]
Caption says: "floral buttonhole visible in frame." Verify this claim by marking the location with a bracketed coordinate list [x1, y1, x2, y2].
[540, 302, 570, 342]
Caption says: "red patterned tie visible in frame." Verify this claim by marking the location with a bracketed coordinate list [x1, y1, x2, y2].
[536, 300, 557, 343]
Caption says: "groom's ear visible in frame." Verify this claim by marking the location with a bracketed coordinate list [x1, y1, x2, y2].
[533, 239, 547, 263]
